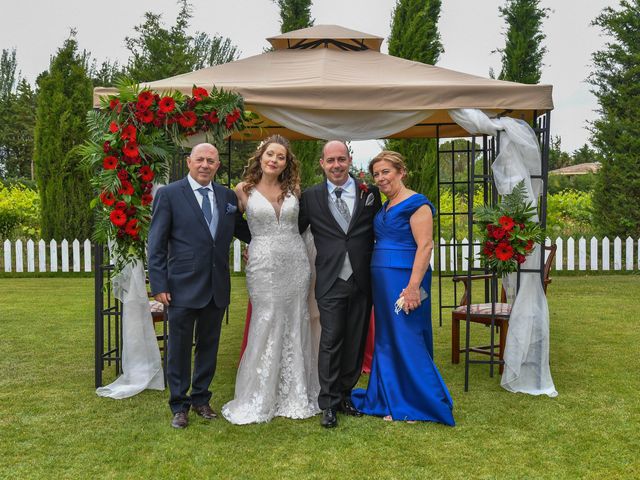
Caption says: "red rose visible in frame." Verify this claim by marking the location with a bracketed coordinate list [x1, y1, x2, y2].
[515, 253, 526, 264]
[102, 141, 111, 153]
[158, 96, 175, 113]
[499, 215, 515, 231]
[109, 122, 118, 133]
[114, 201, 127, 211]
[118, 180, 134, 196]
[525, 239, 534, 251]
[137, 109, 154, 124]
[139, 165, 154, 182]
[359, 183, 369, 193]
[103, 156, 118, 170]
[137, 91, 154, 109]
[192, 87, 209, 101]
[110, 209, 127, 227]
[206, 111, 219, 124]
[117, 169, 129, 181]
[495, 242, 514, 261]
[491, 226, 507, 240]
[109, 98, 120, 111]
[178, 111, 197, 128]
[125, 206, 137, 217]
[121, 124, 137, 142]
[100, 191, 115, 206]
[122, 142, 139, 158]
[225, 114, 235, 128]
[141, 193, 153, 206]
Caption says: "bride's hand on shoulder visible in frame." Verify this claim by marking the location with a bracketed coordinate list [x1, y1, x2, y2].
[234, 182, 248, 212]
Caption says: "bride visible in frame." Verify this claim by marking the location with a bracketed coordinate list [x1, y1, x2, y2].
[222, 135, 320, 424]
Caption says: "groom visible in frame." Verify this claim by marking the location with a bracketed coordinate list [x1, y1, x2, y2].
[299, 140, 382, 428]
[148, 143, 250, 429]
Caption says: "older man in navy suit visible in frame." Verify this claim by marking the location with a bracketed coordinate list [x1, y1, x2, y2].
[148, 143, 250, 429]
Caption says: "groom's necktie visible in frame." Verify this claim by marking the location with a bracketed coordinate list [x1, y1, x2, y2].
[333, 187, 353, 281]
[334, 187, 351, 224]
[197, 187, 218, 239]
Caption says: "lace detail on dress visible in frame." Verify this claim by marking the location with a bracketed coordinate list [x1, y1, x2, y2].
[222, 191, 320, 424]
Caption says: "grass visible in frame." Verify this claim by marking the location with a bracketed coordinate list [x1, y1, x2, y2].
[0, 275, 638, 479]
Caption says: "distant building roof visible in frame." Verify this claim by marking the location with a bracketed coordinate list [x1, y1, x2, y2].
[549, 162, 601, 176]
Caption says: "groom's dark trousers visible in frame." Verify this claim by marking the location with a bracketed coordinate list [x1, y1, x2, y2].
[148, 177, 250, 414]
[299, 179, 382, 410]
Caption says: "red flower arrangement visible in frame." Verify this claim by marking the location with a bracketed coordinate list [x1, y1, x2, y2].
[475, 181, 545, 275]
[80, 83, 249, 275]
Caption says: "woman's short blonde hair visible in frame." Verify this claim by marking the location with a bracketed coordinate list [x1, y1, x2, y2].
[368, 150, 407, 176]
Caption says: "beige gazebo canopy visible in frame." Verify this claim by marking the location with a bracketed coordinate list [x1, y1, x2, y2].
[93, 25, 553, 140]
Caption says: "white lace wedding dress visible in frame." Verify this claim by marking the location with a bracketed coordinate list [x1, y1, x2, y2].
[222, 190, 320, 424]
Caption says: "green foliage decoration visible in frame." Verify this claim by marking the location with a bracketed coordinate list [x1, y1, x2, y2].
[475, 181, 545, 275]
[79, 81, 247, 275]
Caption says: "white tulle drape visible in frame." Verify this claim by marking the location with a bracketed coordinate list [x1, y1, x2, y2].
[96, 260, 165, 399]
[449, 108, 557, 397]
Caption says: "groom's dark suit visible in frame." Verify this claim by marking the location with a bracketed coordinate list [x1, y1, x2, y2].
[299, 177, 382, 410]
[148, 176, 250, 414]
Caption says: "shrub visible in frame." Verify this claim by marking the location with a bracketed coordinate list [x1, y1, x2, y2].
[0, 183, 40, 239]
[546, 190, 594, 238]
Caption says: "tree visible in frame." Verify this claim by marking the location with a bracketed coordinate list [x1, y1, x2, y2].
[0, 48, 18, 100]
[548, 136, 572, 171]
[273, 0, 320, 188]
[125, 0, 239, 83]
[276, 0, 314, 32]
[588, 0, 640, 237]
[0, 49, 36, 180]
[386, 0, 443, 201]
[495, 0, 549, 83]
[34, 33, 94, 240]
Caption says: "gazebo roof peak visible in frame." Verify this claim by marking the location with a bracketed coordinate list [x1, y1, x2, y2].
[267, 24, 384, 52]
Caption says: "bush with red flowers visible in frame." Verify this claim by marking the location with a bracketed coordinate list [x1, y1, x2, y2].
[475, 181, 545, 275]
[80, 82, 249, 274]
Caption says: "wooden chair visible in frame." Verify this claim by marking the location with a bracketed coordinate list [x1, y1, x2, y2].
[451, 244, 556, 373]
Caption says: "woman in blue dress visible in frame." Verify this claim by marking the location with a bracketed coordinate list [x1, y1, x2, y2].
[352, 151, 455, 426]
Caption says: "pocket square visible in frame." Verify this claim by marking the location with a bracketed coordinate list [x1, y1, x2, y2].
[365, 193, 375, 206]
[225, 203, 237, 214]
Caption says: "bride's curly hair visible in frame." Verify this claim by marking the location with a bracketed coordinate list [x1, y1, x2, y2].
[242, 135, 301, 200]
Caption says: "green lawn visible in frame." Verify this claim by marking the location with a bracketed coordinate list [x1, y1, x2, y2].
[0, 275, 638, 479]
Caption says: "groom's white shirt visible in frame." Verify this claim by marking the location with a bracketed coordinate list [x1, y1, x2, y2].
[326, 176, 355, 215]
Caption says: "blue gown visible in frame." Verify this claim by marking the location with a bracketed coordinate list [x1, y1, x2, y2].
[352, 194, 455, 425]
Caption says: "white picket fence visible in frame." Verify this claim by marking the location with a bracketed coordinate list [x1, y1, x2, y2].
[2, 236, 639, 273]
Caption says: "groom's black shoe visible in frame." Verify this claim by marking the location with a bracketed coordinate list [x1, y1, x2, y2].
[321, 408, 338, 428]
[338, 398, 362, 417]
[192, 403, 217, 420]
[171, 411, 189, 429]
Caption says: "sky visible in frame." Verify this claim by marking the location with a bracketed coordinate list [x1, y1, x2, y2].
[0, 0, 618, 166]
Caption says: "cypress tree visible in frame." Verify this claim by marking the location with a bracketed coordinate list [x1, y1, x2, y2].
[495, 0, 549, 83]
[274, 0, 321, 188]
[589, 0, 640, 237]
[387, 0, 443, 201]
[34, 33, 94, 240]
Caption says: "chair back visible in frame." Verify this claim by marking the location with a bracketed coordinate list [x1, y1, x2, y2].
[542, 243, 557, 294]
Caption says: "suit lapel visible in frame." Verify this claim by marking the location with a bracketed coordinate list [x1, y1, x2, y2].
[347, 179, 365, 233]
[181, 177, 214, 241]
[212, 182, 226, 242]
